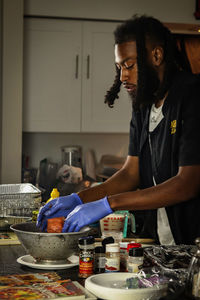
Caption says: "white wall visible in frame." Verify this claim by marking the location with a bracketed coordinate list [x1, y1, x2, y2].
[22, 0, 200, 172]
[23, 132, 129, 169]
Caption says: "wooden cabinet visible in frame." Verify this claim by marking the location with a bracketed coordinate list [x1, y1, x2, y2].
[23, 18, 132, 133]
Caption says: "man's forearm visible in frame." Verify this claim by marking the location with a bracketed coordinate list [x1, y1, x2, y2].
[108, 165, 200, 211]
[78, 166, 139, 203]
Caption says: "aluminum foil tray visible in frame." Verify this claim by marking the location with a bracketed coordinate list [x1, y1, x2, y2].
[0, 183, 41, 220]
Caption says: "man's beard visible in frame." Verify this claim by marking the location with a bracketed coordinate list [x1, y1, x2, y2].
[130, 64, 161, 110]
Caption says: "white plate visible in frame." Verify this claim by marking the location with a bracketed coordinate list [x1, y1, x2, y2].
[17, 254, 79, 270]
[85, 273, 167, 300]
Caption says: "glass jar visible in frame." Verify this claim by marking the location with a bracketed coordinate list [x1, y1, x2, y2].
[127, 247, 144, 273]
[102, 236, 115, 252]
[187, 237, 200, 299]
[127, 242, 142, 253]
[78, 236, 95, 278]
[94, 246, 105, 273]
[123, 242, 142, 271]
[119, 242, 129, 271]
[105, 243, 120, 272]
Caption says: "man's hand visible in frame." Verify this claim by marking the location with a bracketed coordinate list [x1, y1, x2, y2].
[62, 197, 113, 232]
[37, 193, 82, 231]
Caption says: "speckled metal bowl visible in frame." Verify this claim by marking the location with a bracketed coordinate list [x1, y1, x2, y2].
[11, 222, 90, 264]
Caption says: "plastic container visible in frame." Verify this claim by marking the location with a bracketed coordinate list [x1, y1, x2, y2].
[100, 213, 125, 233]
[101, 231, 123, 243]
[46, 188, 60, 203]
[127, 247, 144, 273]
[78, 236, 95, 278]
[33, 188, 60, 221]
[105, 243, 120, 272]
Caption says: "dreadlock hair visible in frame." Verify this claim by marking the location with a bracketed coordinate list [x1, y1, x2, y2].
[104, 15, 183, 110]
[104, 66, 121, 108]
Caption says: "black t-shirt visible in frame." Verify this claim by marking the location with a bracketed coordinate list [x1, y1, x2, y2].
[128, 71, 200, 245]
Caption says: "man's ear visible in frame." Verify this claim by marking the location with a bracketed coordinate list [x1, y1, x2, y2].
[152, 46, 164, 66]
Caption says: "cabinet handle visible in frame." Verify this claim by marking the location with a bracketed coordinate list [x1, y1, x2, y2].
[75, 55, 79, 79]
[87, 55, 90, 79]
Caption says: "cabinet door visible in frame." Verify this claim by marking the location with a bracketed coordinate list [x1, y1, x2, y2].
[23, 19, 82, 132]
[81, 21, 132, 133]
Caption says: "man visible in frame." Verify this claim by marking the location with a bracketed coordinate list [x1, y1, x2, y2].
[37, 15, 200, 245]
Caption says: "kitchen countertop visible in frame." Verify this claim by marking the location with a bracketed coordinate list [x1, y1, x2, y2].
[0, 244, 98, 299]
[0, 244, 83, 283]
[0, 244, 193, 300]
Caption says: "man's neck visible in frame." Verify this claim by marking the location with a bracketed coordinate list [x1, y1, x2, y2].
[155, 92, 168, 108]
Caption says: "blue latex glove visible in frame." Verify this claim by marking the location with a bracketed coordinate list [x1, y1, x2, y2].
[62, 196, 113, 232]
[37, 193, 82, 231]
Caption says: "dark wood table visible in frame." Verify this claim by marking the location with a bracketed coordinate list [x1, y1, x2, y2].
[0, 244, 83, 283]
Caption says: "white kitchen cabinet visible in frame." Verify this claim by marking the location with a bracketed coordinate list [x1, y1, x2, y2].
[81, 22, 132, 132]
[23, 19, 82, 132]
[23, 18, 132, 133]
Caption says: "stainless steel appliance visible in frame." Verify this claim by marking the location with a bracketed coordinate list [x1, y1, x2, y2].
[61, 145, 82, 168]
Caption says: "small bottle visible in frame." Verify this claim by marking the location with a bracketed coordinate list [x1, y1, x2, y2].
[46, 188, 60, 203]
[127, 247, 144, 273]
[94, 246, 105, 273]
[119, 242, 142, 271]
[105, 243, 120, 272]
[32, 188, 59, 221]
[127, 242, 142, 254]
[102, 236, 115, 252]
[119, 242, 129, 271]
[78, 236, 95, 278]
[125, 243, 142, 271]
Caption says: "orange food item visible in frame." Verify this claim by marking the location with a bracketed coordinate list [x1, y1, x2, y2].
[47, 217, 65, 233]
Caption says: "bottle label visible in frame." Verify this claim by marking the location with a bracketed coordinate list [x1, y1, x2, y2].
[120, 251, 128, 269]
[79, 250, 94, 275]
[127, 263, 142, 273]
[95, 256, 106, 269]
[105, 257, 120, 272]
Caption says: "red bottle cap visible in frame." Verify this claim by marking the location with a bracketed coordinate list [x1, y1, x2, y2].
[127, 242, 142, 252]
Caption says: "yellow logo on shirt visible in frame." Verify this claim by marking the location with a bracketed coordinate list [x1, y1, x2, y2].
[171, 120, 176, 134]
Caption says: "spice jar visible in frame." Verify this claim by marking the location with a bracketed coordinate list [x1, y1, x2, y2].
[127, 247, 144, 273]
[78, 236, 95, 278]
[105, 243, 120, 272]
[124, 243, 142, 271]
[94, 246, 105, 273]
[119, 242, 129, 271]
[118, 242, 141, 272]
[102, 236, 114, 252]
[127, 242, 142, 253]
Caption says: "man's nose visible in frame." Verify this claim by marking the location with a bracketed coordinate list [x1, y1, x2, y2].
[120, 68, 129, 82]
